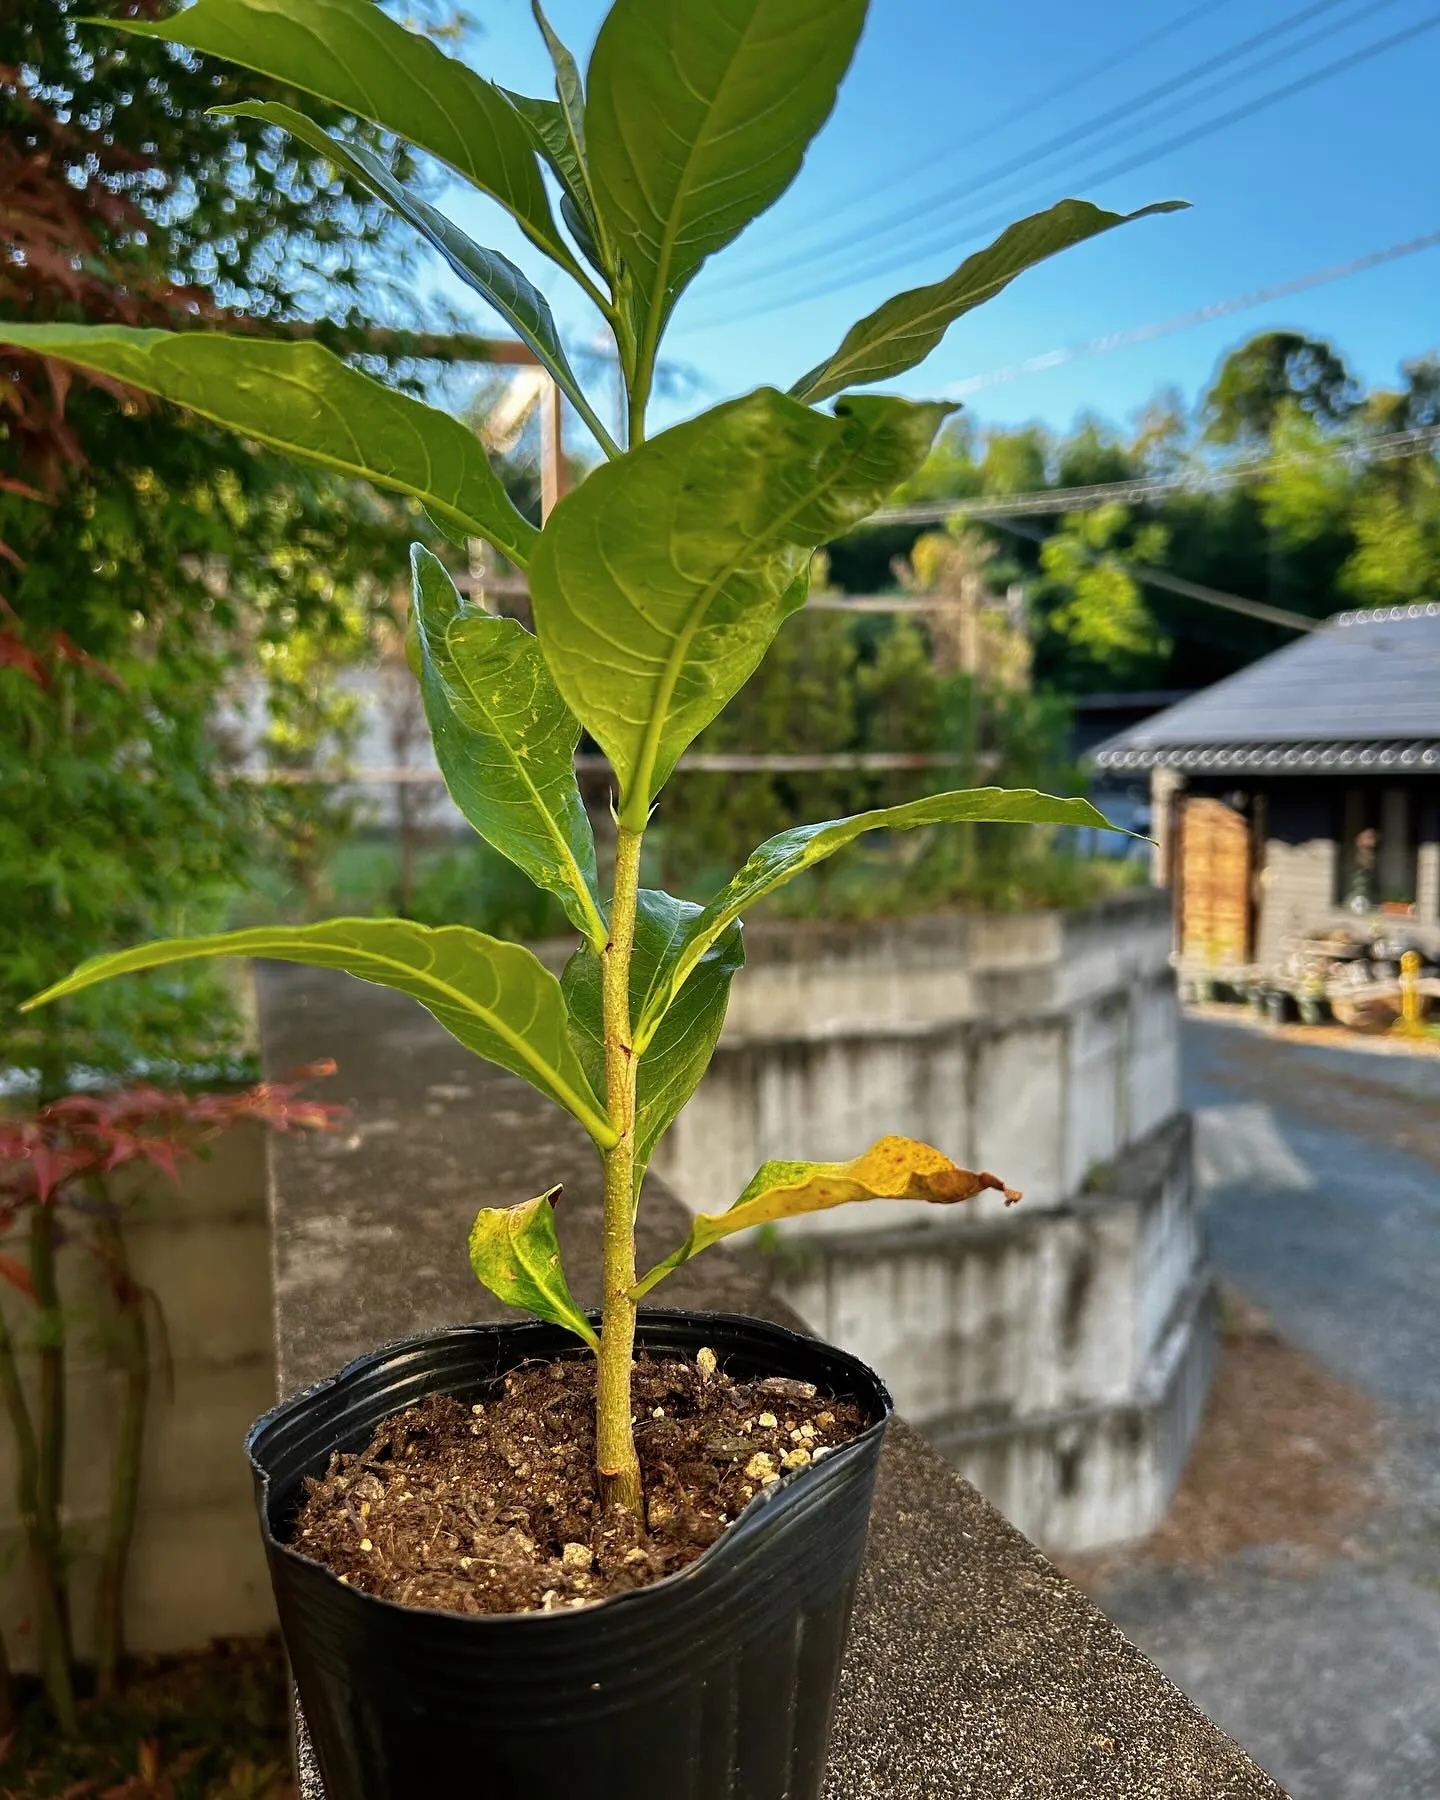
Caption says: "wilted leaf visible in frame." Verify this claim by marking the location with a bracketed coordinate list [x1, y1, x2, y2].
[222, 101, 614, 453]
[469, 1186, 597, 1347]
[107, 0, 577, 273]
[530, 388, 951, 827]
[791, 199, 1187, 404]
[24, 921, 614, 1146]
[632, 1135, 1018, 1296]
[563, 890, 744, 1179]
[586, 0, 867, 351]
[0, 325, 536, 568]
[640, 787, 1114, 1034]
[410, 548, 605, 947]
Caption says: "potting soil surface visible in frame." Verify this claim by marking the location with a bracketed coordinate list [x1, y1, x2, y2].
[291, 1351, 865, 1614]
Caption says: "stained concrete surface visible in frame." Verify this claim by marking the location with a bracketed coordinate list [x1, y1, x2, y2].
[1095, 1017, 1440, 1800]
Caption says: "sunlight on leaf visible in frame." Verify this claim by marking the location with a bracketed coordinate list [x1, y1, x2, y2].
[632, 1135, 1019, 1297]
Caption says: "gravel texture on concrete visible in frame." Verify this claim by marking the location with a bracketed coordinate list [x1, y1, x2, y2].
[1093, 1016, 1440, 1800]
[259, 965, 1284, 1798]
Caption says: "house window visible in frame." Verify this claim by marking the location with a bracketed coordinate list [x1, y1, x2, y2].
[1335, 785, 1418, 912]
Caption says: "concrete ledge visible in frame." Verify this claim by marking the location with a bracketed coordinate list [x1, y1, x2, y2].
[259, 965, 1284, 1799]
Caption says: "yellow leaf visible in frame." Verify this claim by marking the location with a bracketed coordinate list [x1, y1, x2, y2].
[632, 1135, 1018, 1298]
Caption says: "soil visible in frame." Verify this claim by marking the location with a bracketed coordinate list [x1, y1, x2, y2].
[290, 1350, 866, 1616]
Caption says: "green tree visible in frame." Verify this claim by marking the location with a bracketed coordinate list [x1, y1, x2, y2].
[1037, 503, 1172, 688]
[1202, 329, 1358, 445]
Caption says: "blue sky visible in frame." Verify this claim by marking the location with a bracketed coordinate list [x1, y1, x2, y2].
[428, 0, 1440, 449]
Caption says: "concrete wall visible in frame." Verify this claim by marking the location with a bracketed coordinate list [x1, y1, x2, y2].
[653, 890, 1212, 1553]
[658, 892, 1179, 1221]
[0, 1126, 276, 1669]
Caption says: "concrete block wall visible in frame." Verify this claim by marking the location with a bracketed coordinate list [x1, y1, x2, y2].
[0, 1125, 277, 1668]
[652, 891, 1214, 1553]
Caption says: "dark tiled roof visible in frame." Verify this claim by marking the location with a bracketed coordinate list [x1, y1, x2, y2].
[1092, 603, 1440, 771]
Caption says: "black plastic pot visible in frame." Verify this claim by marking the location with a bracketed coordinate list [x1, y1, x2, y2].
[247, 1311, 892, 1800]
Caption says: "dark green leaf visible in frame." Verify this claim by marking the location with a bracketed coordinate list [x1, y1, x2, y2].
[586, 0, 867, 355]
[222, 100, 616, 455]
[410, 547, 605, 948]
[529, 387, 951, 828]
[469, 1187, 598, 1347]
[564, 889, 745, 1176]
[0, 324, 536, 568]
[105, 0, 576, 273]
[632, 1135, 1015, 1298]
[25, 920, 614, 1144]
[791, 199, 1187, 404]
[639, 788, 1116, 1034]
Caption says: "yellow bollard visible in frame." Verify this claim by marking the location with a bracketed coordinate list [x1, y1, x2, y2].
[1393, 949, 1428, 1038]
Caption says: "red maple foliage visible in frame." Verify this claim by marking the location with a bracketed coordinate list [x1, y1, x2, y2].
[0, 1061, 347, 1297]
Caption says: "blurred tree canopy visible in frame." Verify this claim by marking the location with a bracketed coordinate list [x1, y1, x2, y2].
[0, 0, 453, 1086]
[831, 330, 1440, 700]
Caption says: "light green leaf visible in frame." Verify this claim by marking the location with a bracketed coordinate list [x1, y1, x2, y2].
[503, 4, 608, 276]
[632, 1135, 1017, 1298]
[106, 0, 576, 273]
[638, 788, 1114, 1036]
[529, 387, 952, 829]
[222, 100, 617, 457]
[0, 324, 536, 568]
[24, 920, 614, 1146]
[586, 0, 867, 361]
[563, 890, 745, 1179]
[469, 1187, 598, 1347]
[504, 90, 601, 266]
[410, 547, 605, 949]
[791, 199, 1188, 405]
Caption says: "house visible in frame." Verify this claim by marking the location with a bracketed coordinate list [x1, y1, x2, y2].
[1091, 604, 1440, 976]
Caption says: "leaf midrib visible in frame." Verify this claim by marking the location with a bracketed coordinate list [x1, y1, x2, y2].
[625, 416, 873, 819]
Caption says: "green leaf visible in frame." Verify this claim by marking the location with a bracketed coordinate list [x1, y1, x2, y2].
[790, 199, 1189, 405]
[410, 547, 605, 949]
[503, 5, 608, 275]
[563, 890, 745, 1179]
[529, 387, 952, 829]
[106, 0, 576, 274]
[632, 1135, 1017, 1298]
[586, 0, 868, 359]
[469, 1187, 598, 1348]
[638, 788, 1115, 1036]
[222, 100, 617, 457]
[0, 324, 536, 569]
[24, 921, 614, 1146]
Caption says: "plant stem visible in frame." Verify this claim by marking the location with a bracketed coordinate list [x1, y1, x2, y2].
[29, 1205, 75, 1689]
[595, 823, 643, 1516]
[0, 1285, 76, 1734]
[93, 1206, 149, 1700]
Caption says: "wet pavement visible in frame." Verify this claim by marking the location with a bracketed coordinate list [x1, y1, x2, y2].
[1094, 1016, 1440, 1799]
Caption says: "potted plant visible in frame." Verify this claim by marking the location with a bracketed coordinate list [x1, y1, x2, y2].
[5, 0, 1178, 1791]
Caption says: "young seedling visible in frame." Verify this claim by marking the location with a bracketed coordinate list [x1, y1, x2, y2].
[7, 0, 1178, 1517]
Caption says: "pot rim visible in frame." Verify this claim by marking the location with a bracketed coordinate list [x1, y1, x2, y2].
[248, 1307, 893, 1630]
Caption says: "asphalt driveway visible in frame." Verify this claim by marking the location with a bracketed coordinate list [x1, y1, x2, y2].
[1092, 1017, 1440, 1799]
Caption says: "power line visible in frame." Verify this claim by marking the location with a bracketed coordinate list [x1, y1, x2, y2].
[868, 423, 1440, 527]
[944, 231, 1440, 397]
[719, 0, 1241, 267]
[989, 514, 1322, 633]
[696, 0, 1372, 301]
[683, 10, 1440, 328]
